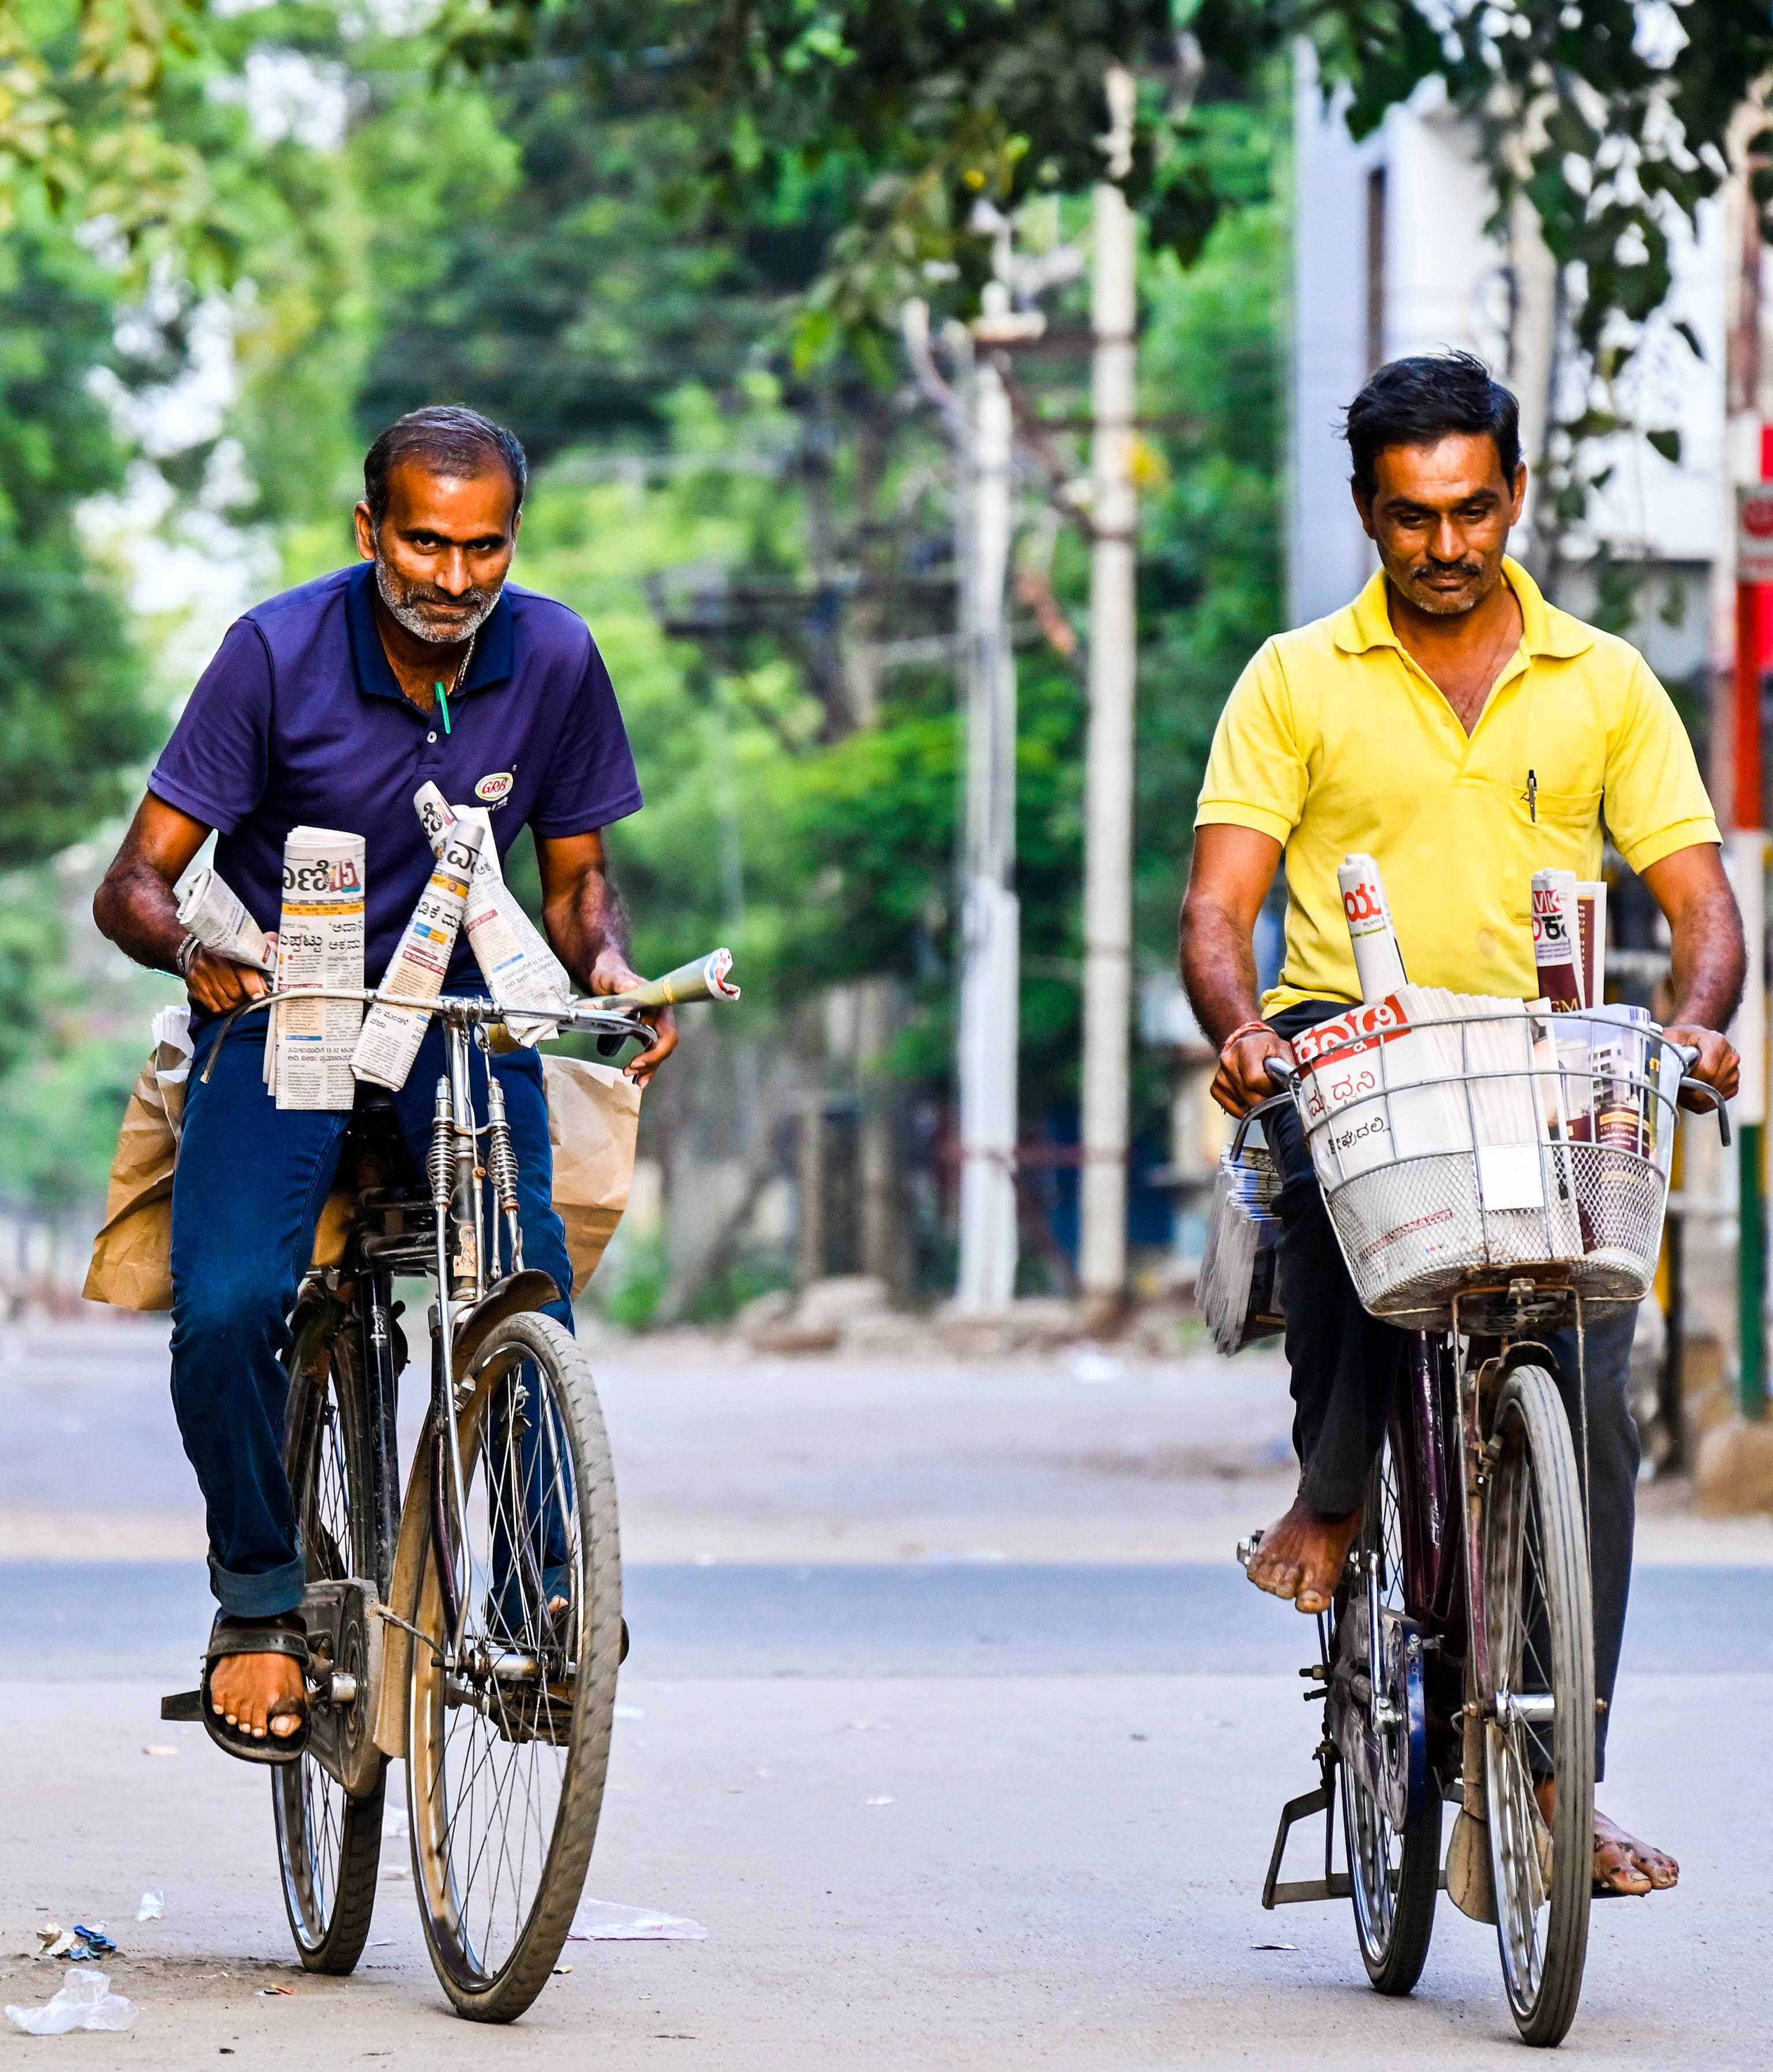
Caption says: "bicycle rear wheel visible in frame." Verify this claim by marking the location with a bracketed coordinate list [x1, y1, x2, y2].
[1482, 1363, 1594, 2047]
[274, 1309, 388, 1973]
[1339, 1428, 1441, 1995]
[406, 1311, 621, 2022]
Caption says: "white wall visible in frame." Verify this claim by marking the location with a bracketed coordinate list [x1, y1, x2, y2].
[1289, 47, 1381, 628]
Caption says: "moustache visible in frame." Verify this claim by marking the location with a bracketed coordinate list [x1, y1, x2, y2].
[405, 585, 494, 615]
[1413, 560, 1483, 585]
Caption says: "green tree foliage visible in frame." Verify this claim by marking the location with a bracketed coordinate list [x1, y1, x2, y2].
[0, 0, 214, 270]
[0, 222, 155, 867]
[439, 0, 1773, 386]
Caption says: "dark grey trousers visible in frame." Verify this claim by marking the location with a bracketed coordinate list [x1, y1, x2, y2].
[1267, 1001, 1639, 1775]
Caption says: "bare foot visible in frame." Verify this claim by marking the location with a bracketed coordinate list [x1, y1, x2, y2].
[1245, 1490, 1363, 1614]
[210, 1634, 306, 1743]
[1534, 1782, 1678, 1894]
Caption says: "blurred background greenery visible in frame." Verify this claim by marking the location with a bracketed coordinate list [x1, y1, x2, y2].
[0, 3, 1288, 1315]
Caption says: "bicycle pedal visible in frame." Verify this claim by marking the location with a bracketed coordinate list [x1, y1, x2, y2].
[160, 1688, 203, 1723]
[1236, 1531, 1264, 1571]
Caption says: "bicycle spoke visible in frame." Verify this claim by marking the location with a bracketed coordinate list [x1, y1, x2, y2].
[412, 1347, 583, 1987]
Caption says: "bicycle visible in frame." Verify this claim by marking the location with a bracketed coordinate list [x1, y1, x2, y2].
[1232, 1008, 1726, 2047]
[161, 968, 731, 2022]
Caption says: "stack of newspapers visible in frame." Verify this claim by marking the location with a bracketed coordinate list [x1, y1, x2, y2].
[1294, 987, 1543, 1185]
[1293, 984, 1583, 1278]
[1198, 1135, 1285, 1355]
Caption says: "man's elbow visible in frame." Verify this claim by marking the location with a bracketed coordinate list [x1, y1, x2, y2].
[92, 873, 123, 947]
[1179, 882, 1234, 953]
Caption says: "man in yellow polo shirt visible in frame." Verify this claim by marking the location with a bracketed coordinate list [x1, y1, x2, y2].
[1180, 350, 1743, 1895]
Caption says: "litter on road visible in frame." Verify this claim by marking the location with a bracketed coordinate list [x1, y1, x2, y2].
[1250, 1942, 1297, 1951]
[141, 1745, 178, 1758]
[6, 1972, 137, 2034]
[136, 1893, 163, 1922]
[568, 1901, 707, 1943]
[865, 1796, 894, 1807]
[34, 1924, 117, 1964]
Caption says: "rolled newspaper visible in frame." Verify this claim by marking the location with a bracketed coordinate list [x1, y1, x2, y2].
[593, 948, 741, 1013]
[350, 820, 484, 1091]
[269, 828, 366, 1112]
[177, 867, 274, 971]
[1530, 868, 1583, 1011]
[413, 784, 568, 1042]
[1337, 854, 1407, 1003]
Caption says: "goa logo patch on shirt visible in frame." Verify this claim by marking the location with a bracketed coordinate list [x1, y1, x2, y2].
[475, 770, 515, 806]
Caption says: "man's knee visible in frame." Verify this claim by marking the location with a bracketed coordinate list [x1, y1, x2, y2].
[172, 1266, 293, 1367]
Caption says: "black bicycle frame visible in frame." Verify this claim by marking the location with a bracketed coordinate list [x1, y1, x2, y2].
[360, 1266, 402, 1596]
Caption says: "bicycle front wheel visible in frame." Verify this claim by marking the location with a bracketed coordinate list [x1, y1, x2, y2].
[274, 1308, 388, 1973]
[1340, 1428, 1441, 1995]
[1482, 1363, 1594, 2047]
[407, 1310, 621, 2022]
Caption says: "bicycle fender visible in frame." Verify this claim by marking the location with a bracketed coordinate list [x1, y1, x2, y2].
[450, 1270, 563, 1378]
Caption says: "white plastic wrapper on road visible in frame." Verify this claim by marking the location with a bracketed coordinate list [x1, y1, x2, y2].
[6, 1972, 137, 2034]
[567, 1899, 707, 1942]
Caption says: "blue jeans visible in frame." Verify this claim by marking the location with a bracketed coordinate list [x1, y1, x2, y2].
[169, 1005, 574, 1618]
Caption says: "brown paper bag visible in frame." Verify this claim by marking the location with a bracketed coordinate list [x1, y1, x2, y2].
[87, 1042, 640, 1312]
[85, 1028, 356, 1310]
[83, 1054, 183, 1311]
[541, 1053, 642, 1291]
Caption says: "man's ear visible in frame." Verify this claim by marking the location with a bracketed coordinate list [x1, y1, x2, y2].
[1350, 480, 1376, 542]
[1509, 463, 1529, 525]
[353, 500, 376, 562]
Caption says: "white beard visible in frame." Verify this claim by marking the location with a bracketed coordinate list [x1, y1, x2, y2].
[375, 558, 502, 644]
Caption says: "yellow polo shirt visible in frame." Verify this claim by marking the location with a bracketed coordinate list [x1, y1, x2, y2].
[1195, 558, 1720, 1015]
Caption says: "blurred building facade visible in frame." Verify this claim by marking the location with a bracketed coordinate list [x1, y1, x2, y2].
[1289, 50, 1726, 699]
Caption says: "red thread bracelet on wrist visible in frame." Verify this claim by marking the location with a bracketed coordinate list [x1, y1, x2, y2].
[1219, 1018, 1273, 1058]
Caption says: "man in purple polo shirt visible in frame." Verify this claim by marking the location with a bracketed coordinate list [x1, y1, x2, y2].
[95, 406, 674, 1753]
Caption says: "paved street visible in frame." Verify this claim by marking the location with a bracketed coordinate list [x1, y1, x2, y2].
[2, 1314, 1769, 2066]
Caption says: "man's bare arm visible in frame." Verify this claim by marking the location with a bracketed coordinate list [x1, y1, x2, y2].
[1640, 842, 1745, 1101]
[93, 794, 267, 1016]
[534, 829, 677, 1082]
[1179, 824, 1287, 1115]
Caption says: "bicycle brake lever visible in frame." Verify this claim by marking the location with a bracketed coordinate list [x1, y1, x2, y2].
[1678, 1076, 1731, 1147]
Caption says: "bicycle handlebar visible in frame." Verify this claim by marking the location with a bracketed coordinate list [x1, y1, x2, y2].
[199, 956, 738, 1087]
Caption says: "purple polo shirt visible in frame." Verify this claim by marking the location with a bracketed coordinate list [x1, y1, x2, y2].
[149, 562, 642, 986]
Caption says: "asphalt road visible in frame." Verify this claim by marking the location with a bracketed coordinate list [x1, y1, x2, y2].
[3, 1318, 1769, 2066]
[3, 1558, 1769, 1682]
[1, 1671, 1764, 2070]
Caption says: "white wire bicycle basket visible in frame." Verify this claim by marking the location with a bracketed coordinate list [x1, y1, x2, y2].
[1285, 1003, 1693, 1327]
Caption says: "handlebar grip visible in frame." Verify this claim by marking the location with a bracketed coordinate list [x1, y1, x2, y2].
[1263, 1057, 1298, 1089]
[593, 947, 740, 1013]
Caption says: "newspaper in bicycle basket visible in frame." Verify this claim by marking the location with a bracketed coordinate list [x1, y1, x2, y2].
[1291, 991, 1680, 1321]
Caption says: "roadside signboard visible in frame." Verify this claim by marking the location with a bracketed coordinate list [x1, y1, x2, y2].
[1738, 483, 1773, 582]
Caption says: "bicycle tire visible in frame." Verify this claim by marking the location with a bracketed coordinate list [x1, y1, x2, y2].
[406, 1311, 620, 2022]
[273, 1308, 388, 1974]
[1482, 1363, 1594, 2047]
[1340, 1428, 1441, 1995]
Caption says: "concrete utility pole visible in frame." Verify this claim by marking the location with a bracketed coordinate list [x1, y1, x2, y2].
[954, 328, 1022, 1312]
[1079, 64, 1139, 1322]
